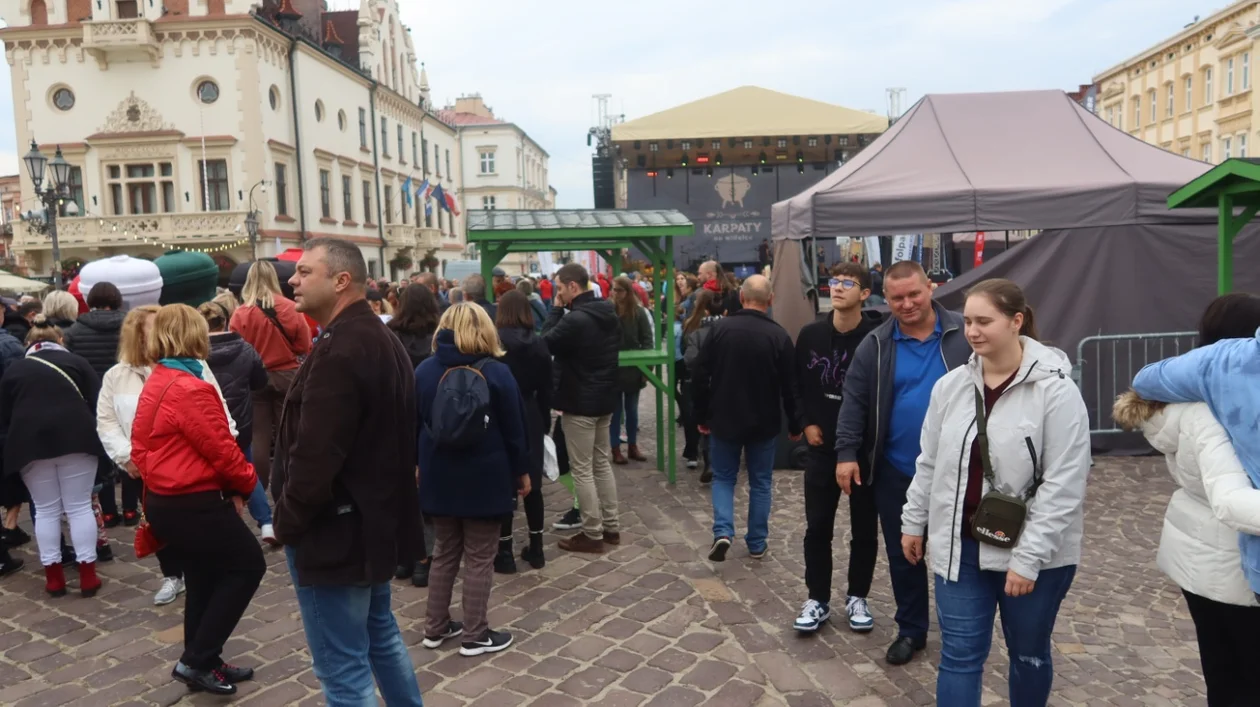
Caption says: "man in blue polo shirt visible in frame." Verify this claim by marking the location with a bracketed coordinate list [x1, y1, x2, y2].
[834, 261, 971, 665]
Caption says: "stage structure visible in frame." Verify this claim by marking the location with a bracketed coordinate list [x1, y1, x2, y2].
[608, 87, 887, 272]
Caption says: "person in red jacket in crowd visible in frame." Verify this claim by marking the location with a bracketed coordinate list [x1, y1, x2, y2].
[538, 275, 553, 308]
[230, 261, 311, 490]
[132, 304, 266, 697]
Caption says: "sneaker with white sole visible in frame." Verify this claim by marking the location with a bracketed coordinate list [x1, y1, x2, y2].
[459, 628, 512, 656]
[260, 524, 279, 546]
[552, 508, 582, 531]
[422, 620, 464, 649]
[846, 596, 874, 633]
[793, 599, 830, 632]
[154, 577, 185, 606]
[707, 537, 731, 562]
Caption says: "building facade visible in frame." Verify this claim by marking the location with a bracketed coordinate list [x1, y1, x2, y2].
[1094, 1, 1260, 164]
[438, 95, 555, 275]
[0, 0, 533, 283]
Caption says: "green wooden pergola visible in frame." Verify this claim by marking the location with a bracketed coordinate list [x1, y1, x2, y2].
[1167, 157, 1260, 294]
[467, 209, 695, 484]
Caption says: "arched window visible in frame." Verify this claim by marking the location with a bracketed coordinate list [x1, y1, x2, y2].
[30, 0, 48, 25]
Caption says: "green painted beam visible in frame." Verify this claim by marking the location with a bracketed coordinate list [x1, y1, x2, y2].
[467, 225, 694, 242]
[502, 241, 635, 253]
[1168, 158, 1260, 210]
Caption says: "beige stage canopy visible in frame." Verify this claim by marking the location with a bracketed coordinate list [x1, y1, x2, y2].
[611, 86, 888, 142]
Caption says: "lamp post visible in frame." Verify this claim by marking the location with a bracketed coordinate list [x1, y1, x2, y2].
[244, 179, 268, 261]
[21, 140, 74, 288]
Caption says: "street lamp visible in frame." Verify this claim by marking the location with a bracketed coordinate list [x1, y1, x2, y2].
[21, 140, 74, 288]
[244, 179, 269, 261]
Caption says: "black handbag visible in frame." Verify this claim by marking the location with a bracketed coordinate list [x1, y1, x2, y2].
[969, 387, 1043, 549]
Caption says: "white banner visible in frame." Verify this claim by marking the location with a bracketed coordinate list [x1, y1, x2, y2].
[864, 236, 882, 267]
[538, 251, 555, 276]
[891, 235, 917, 264]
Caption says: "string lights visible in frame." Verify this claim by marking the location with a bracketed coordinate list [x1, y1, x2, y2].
[98, 219, 250, 255]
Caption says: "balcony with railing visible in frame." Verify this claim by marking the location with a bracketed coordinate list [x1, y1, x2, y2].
[83, 18, 161, 69]
[385, 225, 441, 251]
[13, 212, 248, 250]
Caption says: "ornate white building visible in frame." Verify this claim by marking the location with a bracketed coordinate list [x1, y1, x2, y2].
[0, 0, 531, 282]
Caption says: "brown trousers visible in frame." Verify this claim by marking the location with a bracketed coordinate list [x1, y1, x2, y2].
[425, 517, 500, 642]
[251, 369, 296, 490]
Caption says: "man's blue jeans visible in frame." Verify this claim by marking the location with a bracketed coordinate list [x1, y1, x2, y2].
[610, 389, 641, 446]
[934, 538, 1075, 707]
[285, 548, 423, 707]
[709, 435, 776, 553]
[243, 447, 271, 527]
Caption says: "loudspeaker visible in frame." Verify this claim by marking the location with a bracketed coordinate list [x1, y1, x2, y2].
[592, 154, 615, 209]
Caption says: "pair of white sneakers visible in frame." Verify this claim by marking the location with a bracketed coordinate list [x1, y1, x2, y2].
[793, 596, 874, 633]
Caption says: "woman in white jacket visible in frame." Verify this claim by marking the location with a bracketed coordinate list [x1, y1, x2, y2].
[901, 279, 1091, 707]
[1113, 295, 1260, 707]
[97, 305, 242, 606]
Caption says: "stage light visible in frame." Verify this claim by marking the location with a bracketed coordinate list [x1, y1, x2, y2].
[666, 168, 674, 179]
[797, 163, 805, 174]
[695, 154, 710, 164]
[796, 151, 804, 163]
[681, 153, 689, 166]
[706, 167, 713, 177]
[715, 152, 723, 166]
[758, 151, 767, 164]
[750, 166, 758, 176]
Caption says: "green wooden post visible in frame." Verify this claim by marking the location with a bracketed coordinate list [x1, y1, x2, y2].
[1219, 194, 1234, 295]
[663, 235, 677, 485]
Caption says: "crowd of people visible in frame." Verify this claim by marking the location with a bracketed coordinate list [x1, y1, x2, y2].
[0, 245, 1257, 706]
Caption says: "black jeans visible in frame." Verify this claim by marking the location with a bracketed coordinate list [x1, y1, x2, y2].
[145, 491, 265, 671]
[1182, 589, 1260, 706]
[98, 471, 141, 517]
[802, 448, 878, 605]
[677, 361, 699, 461]
[873, 468, 930, 640]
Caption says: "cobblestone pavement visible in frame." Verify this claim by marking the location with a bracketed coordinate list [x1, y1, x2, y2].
[0, 410, 1207, 706]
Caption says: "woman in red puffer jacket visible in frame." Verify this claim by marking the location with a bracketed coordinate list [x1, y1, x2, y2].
[131, 304, 265, 697]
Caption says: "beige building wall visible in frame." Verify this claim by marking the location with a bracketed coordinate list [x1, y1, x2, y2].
[1094, 1, 1260, 163]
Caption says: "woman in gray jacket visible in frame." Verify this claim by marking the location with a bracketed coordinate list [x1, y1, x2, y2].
[901, 279, 1091, 707]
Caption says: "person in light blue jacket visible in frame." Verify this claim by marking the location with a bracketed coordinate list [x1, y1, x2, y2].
[1132, 293, 1260, 606]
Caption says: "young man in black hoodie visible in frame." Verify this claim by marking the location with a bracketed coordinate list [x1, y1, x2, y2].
[792, 262, 884, 634]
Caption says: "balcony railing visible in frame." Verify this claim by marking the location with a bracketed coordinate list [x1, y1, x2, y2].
[385, 225, 441, 251]
[83, 18, 161, 69]
[13, 212, 248, 250]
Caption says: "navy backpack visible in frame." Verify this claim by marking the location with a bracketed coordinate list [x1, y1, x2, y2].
[427, 359, 492, 448]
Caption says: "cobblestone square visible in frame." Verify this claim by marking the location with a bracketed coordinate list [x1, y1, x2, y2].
[0, 412, 1205, 706]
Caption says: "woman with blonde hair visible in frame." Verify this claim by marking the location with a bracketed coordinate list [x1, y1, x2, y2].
[42, 290, 80, 331]
[98, 304, 242, 605]
[416, 302, 530, 656]
[132, 304, 264, 696]
[230, 260, 310, 490]
[0, 316, 104, 597]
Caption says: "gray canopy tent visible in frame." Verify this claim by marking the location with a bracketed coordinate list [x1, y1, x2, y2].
[769, 89, 1214, 343]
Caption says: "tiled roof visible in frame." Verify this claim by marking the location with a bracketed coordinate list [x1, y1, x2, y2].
[436, 110, 507, 127]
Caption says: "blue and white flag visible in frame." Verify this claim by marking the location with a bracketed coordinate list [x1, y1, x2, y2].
[402, 176, 413, 206]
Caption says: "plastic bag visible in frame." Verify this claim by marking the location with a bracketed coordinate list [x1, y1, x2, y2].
[543, 435, 560, 481]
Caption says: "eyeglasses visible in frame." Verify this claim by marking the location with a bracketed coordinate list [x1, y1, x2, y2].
[829, 278, 860, 291]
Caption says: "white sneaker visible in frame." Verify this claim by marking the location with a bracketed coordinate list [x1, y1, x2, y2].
[154, 577, 185, 606]
[846, 596, 874, 633]
[793, 599, 830, 632]
[261, 524, 279, 546]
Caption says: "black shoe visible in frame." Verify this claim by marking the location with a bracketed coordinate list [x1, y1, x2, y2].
[0, 527, 30, 547]
[101, 514, 121, 529]
[412, 559, 430, 588]
[123, 511, 140, 527]
[494, 545, 518, 575]
[699, 466, 713, 484]
[217, 662, 254, 683]
[171, 662, 236, 695]
[395, 561, 415, 580]
[708, 537, 731, 562]
[521, 543, 546, 570]
[0, 557, 23, 578]
[552, 507, 582, 531]
[421, 620, 464, 649]
[885, 636, 926, 666]
[96, 544, 114, 563]
[459, 628, 512, 657]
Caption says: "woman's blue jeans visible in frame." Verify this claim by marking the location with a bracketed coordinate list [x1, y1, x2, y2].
[934, 538, 1076, 707]
[610, 389, 641, 446]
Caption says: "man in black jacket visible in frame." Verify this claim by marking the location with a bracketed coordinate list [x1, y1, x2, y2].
[792, 263, 884, 635]
[274, 238, 423, 706]
[692, 275, 802, 562]
[542, 263, 621, 554]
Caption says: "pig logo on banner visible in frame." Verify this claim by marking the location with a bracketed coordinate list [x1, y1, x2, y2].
[716, 173, 751, 209]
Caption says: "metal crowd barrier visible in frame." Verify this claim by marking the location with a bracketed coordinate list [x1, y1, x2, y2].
[1072, 332, 1198, 434]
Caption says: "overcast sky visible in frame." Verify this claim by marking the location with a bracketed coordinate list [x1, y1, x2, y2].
[0, 0, 1217, 207]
